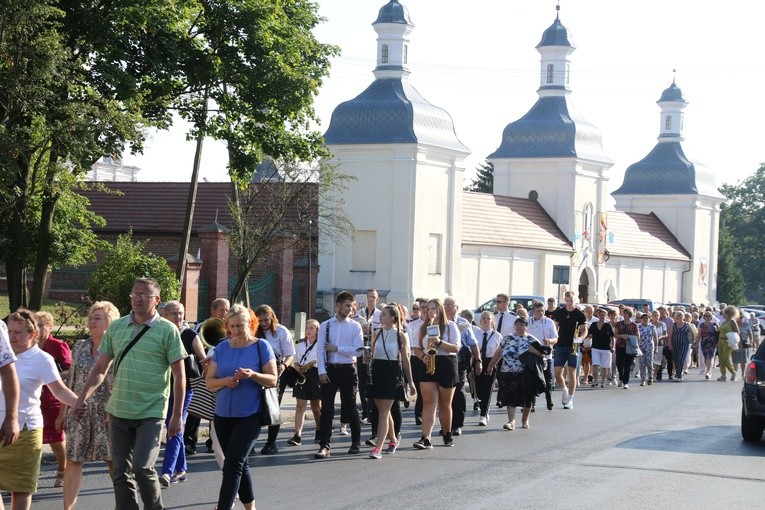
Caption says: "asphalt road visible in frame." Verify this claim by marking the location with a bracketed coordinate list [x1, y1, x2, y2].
[14, 372, 765, 509]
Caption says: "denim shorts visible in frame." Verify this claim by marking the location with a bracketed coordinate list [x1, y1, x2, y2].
[553, 345, 580, 368]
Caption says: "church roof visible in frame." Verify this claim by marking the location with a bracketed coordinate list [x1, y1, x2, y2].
[462, 192, 572, 253]
[537, 16, 574, 48]
[488, 96, 611, 162]
[373, 0, 412, 25]
[323, 78, 469, 152]
[612, 141, 723, 198]
[606, 211, 690, 261]
[658, 81, 685, 103]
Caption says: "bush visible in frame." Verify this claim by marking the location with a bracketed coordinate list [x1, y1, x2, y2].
[88, 232, 180, 315]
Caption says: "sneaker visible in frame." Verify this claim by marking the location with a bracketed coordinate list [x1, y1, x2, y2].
[623, 384, 629, 389]
[717, 375, 726, 381]
[443, 432, 454, 447]
[365, 436, 377, 447]
[705, 374, 711, 380]
[648, 379, 653, 385]
[640, 381, 646, 387]
[473, 401, 480, 411]
[185, 445, 197, 456]
[348, 444, 360, 454]
[385, 441, 398, 454]
[159, 474, 171, 488]
[369, 448, 382, 459]
[260, 443, 278, 455]
[170, 473, 187, 484]
[731, 374, 738, 382]
[478, 416, 488, 426]
[617, 381, 623, 388]
[562, 397, 573, 410]
[521, 421, 530, 429]
[360, 416, 370, 425]
[339, 425, 349, 436]
[503, 421, 515, 431]
[451, 428, 462, 436]
[287, 434, 302, 446]
[413, 437, 433, 450]
[314, 446, 330, 459]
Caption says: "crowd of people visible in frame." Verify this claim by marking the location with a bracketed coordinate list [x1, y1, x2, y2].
[0, 281, 760, 509]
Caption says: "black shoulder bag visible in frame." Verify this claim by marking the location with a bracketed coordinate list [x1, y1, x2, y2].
[114, 325, 150, 375]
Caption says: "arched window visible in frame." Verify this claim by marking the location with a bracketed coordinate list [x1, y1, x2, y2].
[665, 115, 672, 130]
[381, 44, 389, 64]
[546, 64, 554, 84]
[403, 45, 408, 64]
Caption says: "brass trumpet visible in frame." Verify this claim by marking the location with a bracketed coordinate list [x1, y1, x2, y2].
[294, 360, 317, 386]
[425, 337, 438, 375]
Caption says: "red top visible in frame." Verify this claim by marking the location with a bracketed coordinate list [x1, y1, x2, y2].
[40, 334, 72, 409]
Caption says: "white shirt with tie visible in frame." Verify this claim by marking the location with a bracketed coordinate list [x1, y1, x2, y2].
[316, 315, 364, 376]
[494, 310, 517, 338]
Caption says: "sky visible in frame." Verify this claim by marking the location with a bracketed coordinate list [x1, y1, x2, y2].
[123, 0, 765, 191]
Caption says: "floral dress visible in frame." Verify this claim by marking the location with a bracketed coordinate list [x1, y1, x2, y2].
[698, 321, 719, 359]
[497, 334, 536, 407]
[65, 338, 113, 462]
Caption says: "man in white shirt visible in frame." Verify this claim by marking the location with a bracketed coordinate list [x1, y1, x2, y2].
[494, 293, 517, 339]
[315, 291, 364, 459]
[528, 301, 558, 410]
[355, 289, 381, 424]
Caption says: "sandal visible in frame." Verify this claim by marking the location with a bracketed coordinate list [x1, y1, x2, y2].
[54, 471, 65, 488]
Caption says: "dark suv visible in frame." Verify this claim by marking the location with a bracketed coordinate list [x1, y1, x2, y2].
[741, 342, 765, 441]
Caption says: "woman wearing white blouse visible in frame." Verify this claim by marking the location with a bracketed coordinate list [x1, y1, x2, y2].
[368, 306, 416, 459]
[411, 299, 461, 449]
[287, 320, 322, 446]
[0, 310, 78, 510]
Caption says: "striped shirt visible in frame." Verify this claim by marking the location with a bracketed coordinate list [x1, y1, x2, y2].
[100, 312, 186, 420]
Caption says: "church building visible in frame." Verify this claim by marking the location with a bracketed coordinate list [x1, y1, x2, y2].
[318, 0, 723, 309]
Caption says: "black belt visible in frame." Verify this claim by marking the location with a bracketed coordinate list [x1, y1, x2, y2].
[326, 363, 355, 368]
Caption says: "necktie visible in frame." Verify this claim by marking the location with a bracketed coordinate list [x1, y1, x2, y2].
[481, 332, 489, 359]
[497, 313, 504, 335]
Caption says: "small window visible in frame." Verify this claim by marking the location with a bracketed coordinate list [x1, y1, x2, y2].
[381, 44, 389, 64]
[352, 230, 376, 272]
[403, 45, 408, 64]
[428, 234, 442, 275]
[546, 64, 554, 84]
[665, 115, 672, 130]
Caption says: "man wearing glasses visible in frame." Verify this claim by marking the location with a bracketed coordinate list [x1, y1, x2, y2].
[74, 277, 186, 510]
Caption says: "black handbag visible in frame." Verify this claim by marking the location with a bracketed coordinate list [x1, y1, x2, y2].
[256, 340, 282, 426]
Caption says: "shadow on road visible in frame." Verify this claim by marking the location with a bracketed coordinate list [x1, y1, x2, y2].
[615, 426, 765, 456]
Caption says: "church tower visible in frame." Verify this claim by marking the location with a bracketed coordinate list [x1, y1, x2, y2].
[613, 78, 724, 304]
[487, 6, 613, 302]
[319, 0, 470, 305]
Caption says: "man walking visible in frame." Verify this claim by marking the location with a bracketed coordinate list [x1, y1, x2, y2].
[315, 291, 364, 459]
[75, 277, 186, 510]
[552, 291, 586, 409]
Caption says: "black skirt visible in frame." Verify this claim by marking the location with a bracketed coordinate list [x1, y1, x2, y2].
[416, 355, 459, 389]
[292, 368, 321, 401]
[497, 371, 534, 408]
[370, 359, 403, 400]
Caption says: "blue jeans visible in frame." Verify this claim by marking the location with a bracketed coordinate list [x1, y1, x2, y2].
[214, 413, 262, 510]
[109, 415, 164, 510]
[162, 389, 192, 477]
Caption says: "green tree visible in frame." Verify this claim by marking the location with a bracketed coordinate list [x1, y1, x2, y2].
[719, 164, 765, 303]
[88, 232, 180, 315]
[716, 215, 745, 304]
[0, 0, 337, 311]
[466, 161, 494, 193]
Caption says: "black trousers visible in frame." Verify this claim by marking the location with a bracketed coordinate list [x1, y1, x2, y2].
[476, 357, 497, 417]
[615, 347, 635, 385]
[657, 346, 674, 380]
[184, 414, 201, 450]
[319, 364, 361, 448]
[357, 362, 371, 418]
[411, 355, 423, 420]
[214, 413, 262, 510]
[450, 361, 469, 428]
[265, 377, 289, 444]
[542, 360, 553, 405]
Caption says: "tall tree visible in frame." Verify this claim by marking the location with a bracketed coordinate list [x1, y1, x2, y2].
[719, 164, 765, 303]
[716, 215, 745, 304]
[0, 0, 337, 311]
[466, 161, 494, 193]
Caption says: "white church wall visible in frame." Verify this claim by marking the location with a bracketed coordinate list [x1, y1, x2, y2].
[599, 257, 688, 304]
